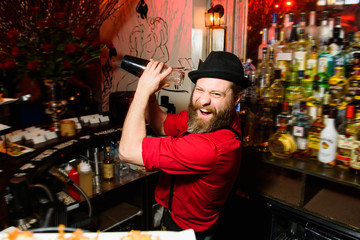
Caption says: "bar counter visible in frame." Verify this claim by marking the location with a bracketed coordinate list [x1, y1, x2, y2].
[0, 120, 159, 231]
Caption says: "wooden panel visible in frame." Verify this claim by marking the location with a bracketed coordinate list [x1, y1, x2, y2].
[304, 188, 360, 229]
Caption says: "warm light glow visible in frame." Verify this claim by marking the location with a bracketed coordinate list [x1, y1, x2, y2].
[205, 12, 220, 27]
[275, 4, 280, 8]
[286, 1, 292, 6]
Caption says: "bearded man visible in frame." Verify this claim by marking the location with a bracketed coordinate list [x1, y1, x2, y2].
[119, 51, 250, 240]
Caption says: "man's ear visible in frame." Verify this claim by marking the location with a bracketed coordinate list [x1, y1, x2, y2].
[234, 94, 242, 107]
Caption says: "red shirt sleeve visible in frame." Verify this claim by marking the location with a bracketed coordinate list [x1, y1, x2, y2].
[142, 134, 218, 174]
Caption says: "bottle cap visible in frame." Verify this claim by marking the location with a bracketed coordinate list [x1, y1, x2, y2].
[79, 161, 92, 172]
[346, 105, 355, 118]
[64, 164, 73, 172]
[272, 13, 277, 23]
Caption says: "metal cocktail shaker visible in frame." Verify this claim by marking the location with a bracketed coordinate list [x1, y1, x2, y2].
[120, 55, 184, 86]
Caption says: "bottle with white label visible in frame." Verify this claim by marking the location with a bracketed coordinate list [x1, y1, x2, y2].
[318, 108, 338, 167]
[295, 29, 311, 71]
[336, 105, 355, 169]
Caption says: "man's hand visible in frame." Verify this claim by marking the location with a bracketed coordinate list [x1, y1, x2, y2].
[136, 60, 171, 99]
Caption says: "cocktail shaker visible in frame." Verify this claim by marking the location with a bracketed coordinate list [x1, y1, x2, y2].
[120, 55, 184, 86]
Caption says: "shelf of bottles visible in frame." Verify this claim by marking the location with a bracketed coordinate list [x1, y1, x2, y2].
[240, 10, 360, 175]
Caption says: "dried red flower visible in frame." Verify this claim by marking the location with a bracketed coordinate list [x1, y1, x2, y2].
[74, 28, 84, 38]
[38, 19, 47, 29]
[4, 58, 16, 69]
[54, 12, 66, 22]
[31, 6, 40, 16]
[26, 60, 40, 71]
[103, 40, 114, 49]
[42, 44, 53, 53]
[11, 47, 22, 57]
[7, 29, 19, 40]
[62, 60, 72, 69]
[64, 44, 77, 54]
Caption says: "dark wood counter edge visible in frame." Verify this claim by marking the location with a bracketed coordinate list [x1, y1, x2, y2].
[238, 146, 360, 236]
[241, 147, 360, 190]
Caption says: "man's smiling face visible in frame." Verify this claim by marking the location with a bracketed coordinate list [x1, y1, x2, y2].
[187, 77, 238, 133]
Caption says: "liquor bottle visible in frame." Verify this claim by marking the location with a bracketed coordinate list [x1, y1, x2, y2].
[334, 16, 344, 39]
[302, 73, 313, 99]
[260, 73, 272, 107]
[292, 101, 313, 158]
[306, 45, 318, 77]
[306, 11, 318, 45]
[332, 44, 346, 77]
[253, 101, 274, 152]
[239, 97, 255, 147]
[268, 47, 276, 79]
[297, 12, 307, 37]
[281, 14, 289, 39]
[317, 44, 334, 77]
[328, 65, 348, 110]
[350, 124, 360, 174]
[285, 58, 298, 106]
[276, 101, 293, 132]
[103, 146, 114, 181]
[269, 69, 285, 104]
[284, 12, 294, 42]
[269, 69, 284, 123]
[120, 55, 184, 86]
[318, 108, 338, 167]
[328, 24, 344, 57]
[348, 53, 360, 100]
[318, 11, 330, 46]
[294, 28, 311, 71]
[327, 18, 335, 44]
[268, 13, 277, 46]
[345, 31, 360, 78]
[256, 48, 271, 99]
[336, 105, 355, 168]
[308, 72, 329, 107]
[286, 23, 298, 55]
[268, 117, 296, 159]
[348, 90, 360, 128]
[292, 70, 307, 106]
[258, 28, 269, 62]
[307, 106, 326, 159]
[274, 30, 290, 77]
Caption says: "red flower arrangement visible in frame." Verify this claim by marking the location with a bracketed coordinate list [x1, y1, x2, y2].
[0, 0, 120, 85]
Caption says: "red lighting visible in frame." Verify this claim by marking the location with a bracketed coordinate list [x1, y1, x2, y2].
[275, 4, 280, 8]
[285, 1, 292, 6]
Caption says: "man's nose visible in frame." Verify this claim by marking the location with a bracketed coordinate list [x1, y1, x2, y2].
[198, 93, 211, 106]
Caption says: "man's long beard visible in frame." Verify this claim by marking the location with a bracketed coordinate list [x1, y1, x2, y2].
[187, 100, 235, 134]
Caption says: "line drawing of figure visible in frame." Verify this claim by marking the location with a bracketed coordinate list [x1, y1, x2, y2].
[129, 0, 169, 63]
[101, 48, 117, 111]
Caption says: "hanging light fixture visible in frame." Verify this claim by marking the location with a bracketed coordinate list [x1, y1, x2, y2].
[318, 0, 345, 13]
[205, 2, 224, 27]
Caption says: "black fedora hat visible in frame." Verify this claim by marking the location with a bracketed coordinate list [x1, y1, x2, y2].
[188, 51, 250, 89]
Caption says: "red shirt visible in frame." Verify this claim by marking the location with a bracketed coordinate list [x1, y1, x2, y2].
[142, 110, 242, 232]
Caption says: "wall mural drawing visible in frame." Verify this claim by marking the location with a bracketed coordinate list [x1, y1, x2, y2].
[100, 0, 193, 112]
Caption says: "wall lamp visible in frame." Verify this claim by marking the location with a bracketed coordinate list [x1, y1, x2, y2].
[205, 3, 224, 27]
